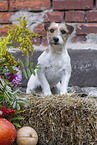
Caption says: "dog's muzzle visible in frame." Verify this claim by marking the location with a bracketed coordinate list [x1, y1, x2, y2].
[50, 36, 64, 45]
[53, 37, 59, 44]
[52, 37, 59, 45]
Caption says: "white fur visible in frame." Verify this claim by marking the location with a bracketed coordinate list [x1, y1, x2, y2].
[26, 23, 72, 95]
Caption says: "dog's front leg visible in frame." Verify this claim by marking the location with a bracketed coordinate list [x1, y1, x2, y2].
[60, 70, 71, 95]
[37, 69, 52, 96]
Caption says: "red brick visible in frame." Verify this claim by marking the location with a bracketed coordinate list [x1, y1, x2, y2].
[0, 24, 13, 36]
[87, 11, 97, 22]
[53, 0, 93, 10]
[42, 37, 48, 46]
[9, 0, 50, 11]
[44, 11, 64, 22]
[0, 0, 8, 11]
[65, 11, 85, 22]
[34, 24, 46, 36]
[76, 24, 97, 35]
[96, 0, 97, 9]
[31, 37, 40, 46]
[0, 12, 13, 23]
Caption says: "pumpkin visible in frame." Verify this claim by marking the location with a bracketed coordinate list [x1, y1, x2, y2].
[17, 126, 38, 145]
[0, 117, 16, 145]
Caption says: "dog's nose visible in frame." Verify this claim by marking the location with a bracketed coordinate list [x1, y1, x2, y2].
[53, 37, 59, 43]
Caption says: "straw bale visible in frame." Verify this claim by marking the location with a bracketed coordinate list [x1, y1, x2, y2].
[14, 94, 97, 145]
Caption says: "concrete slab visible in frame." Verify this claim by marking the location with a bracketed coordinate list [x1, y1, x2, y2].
[68, 49, 97, 87]
[13, 49, 97, 88]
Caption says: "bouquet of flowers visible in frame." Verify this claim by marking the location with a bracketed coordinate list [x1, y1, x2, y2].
[0, 17, 39, 126]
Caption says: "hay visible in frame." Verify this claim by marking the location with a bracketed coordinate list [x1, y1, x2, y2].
[16, 94, 96, 145]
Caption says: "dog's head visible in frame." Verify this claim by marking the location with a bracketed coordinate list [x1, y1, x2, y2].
[44, 22, 74, 50]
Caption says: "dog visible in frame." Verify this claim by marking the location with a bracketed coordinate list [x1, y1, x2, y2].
[26, 22, 74, 95]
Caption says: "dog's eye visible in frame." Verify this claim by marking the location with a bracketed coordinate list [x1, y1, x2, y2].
[61, 30, 66, 34]
[50, 29, 54, 33]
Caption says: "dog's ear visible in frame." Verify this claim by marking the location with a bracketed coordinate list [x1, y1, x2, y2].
[44, 23, 51, 31]
[66, 24, 74, 34]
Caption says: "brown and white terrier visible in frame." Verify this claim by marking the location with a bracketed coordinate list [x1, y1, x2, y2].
[26, 22, 74, 95]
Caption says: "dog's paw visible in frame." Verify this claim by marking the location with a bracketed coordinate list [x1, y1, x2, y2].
[60, 91, 67, 95]
[60, 91, 71, 96]
[26, 88, 31, 94]
[43, 90, 52, 96]
[44, 92, 52, 96]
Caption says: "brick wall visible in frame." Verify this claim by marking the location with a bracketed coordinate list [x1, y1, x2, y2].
[1, 0, 97, 46]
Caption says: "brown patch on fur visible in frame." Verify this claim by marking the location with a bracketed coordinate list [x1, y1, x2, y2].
[44, 23, 51, 31]
[66, 24, 74, 34]
[61, 33, 69, 43]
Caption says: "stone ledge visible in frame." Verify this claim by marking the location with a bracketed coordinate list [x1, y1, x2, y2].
[13, 49, 97, 88]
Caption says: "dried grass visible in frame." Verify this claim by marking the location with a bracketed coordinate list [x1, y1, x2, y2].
[15, 93, 97, 145]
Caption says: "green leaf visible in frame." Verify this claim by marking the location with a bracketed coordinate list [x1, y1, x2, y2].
[25, 57, 29, 67]
[27, 68, 31, 78]
[36, 67, 41, 70]
[36, 63, 40, 66]
[9, 116, 24, 121]
[12, 122, 21, 128]
[3, 69, 8, 74]
[17, 100, 27, 105]
[36, 64, 41, 69]
[23, 69, 28, 79]
[20, 70, 22, 78]
[4, 92, 10, 102]
[8, 67, 17, 74]
[30, 62, 33, 68]
[13, 101, 16, 109]
[35, 64, 41, 70]
[10, 101, 13, 106]
[15, 110, 24, 114]
[17, 103, 20, 110]
[31, 68, 35, 76]
[18, 59, 24, 68]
